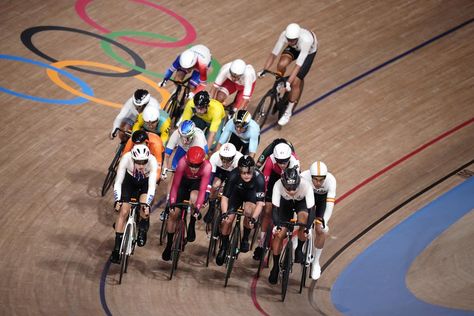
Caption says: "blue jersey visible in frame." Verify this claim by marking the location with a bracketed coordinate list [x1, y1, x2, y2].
[219, 119, 260, 153]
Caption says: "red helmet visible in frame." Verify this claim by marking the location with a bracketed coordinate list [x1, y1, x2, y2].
[186, 146, 206, 168]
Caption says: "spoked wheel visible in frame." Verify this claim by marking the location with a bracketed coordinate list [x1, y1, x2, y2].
[299, 241, 310, 293]
[206, 208, 220, 267]
[169, 221, 184, 280]
[119, 226, 131, 284]
[224, 228, 240, 287]
[101, 143, 124, 196]
[281, 241, 293, 302]
[159, 204, 169, 245]
[253, 91, 274, 128]
[257, 226, 272, 278]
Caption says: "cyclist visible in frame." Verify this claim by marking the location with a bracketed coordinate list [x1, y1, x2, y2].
[122, 130, 164, 179]
[253, 142, 299, 261]
[256, 138, 295, 168]
[210, 59, 256, 113]
[110, 89, 160, 142]
[258, 23, 318, 126]
[162, 146, 212, 261]
[215, 155, 265, 266]
[268, 167, 315, 284]
[160, 44, 212, 94]
[132, 104, 171, 145]
[179, 90, 226, 150]
[203, 143, 243, 224]
[110, 144, 158, 263]
[216, 110, 260, 159]
[301, 161, 336, 280]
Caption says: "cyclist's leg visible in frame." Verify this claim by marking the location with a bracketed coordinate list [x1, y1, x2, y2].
[186, 179, 201, 242]
[216, 192, 241, 266]
[269, 200, 293, 283]
[218, 80, 237, 110]
[136, 188, 150, 247]
[256, 172, 279, 252]
[119, 118, 134, 143]
[294, 201, 309, 263]
[312, 193, 327, 278]
[204, 175, 223, 223]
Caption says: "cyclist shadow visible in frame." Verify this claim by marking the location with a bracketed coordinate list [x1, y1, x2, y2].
[65, 168, 107, 199]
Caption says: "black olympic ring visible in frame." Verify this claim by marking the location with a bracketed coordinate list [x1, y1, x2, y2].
[20, 25, 146, 78]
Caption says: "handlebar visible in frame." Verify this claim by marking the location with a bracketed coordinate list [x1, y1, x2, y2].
[261, 69, 284, 79]
[167, 77, 191, 87]
[112, 127, 132, 138]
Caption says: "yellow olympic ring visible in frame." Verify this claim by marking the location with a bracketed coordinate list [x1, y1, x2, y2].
[46, 60, 170, 109]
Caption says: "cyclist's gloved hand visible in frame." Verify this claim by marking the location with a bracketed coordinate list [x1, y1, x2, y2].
[285, 81, 292, 92]
[272, 225, 282, 235]
[187, 91, 194, 100]
[142, 203, 151, 214]
[109, 129, 117, 140]
[257, 69, 267, 78]
[161, 168, 168, 180]
[114, 200, 122, 211]
[248, 217, 257, 228]
[159, 79, 167, 88]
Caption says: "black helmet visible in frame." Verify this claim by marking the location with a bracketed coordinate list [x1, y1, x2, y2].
[133, 89, 150, 107]
[233, 110, 252, 128]
[238, 155, 255, 173]
[131, 130, 149, 144]
[193, 90, 210, 109]
[281, 167, 300, 191]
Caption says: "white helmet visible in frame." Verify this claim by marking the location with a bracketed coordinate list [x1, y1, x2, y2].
[133, 89, 150, 107]
[131, 144, 150, 161]
[229, 59, 246, 76]
[285, 23, 301, 40]
[179, 49, 197, 69]
[273, 143, 292, 163]
[143, 106, 160, 122]
[219, 143, 237, 158]
[310, 161, 328, 177]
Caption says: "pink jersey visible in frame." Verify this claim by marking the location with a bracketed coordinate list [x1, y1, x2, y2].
[169, 156, 212, 210]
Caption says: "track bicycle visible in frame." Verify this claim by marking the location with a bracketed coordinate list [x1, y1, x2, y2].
[163, 77, 192, 126]
[158, 168, 176, 246]
[118, 199, 144, 284]
[205, 192, 223, 267]
[256, 224, 273, 278]
[223, 208, 244, 287]
[101, 128, 131, 196]
[299, 223, 314, 293]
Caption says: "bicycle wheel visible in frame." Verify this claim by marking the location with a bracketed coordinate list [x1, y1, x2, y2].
[164, 94, 179, 121]
[206, 208, 220, 267]
[281, 240, 293, 302]
[169, 220, 184, 280]
[250, 220, 260, 250]
[257, 225, 273, 277]
[119, 225, 131, 284]
[101, 143, 124, 196]
[299, 240, 310, 293]
[224, 225, 240, 287]
[159, 204, 169, 245]
[253, 90, 274, 128]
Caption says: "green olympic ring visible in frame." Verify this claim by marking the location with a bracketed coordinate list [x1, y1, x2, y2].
[100, 30, 221, 82]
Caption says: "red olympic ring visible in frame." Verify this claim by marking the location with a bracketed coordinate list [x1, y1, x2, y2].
[75, 0, 196, 47]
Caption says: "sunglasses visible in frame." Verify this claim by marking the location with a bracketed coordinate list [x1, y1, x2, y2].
[134, 159, 148, 165]
[188, 162, 202, 169]
[275, 158, 290, 165]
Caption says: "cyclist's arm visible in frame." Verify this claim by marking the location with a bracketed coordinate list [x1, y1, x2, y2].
[257, 141, 276, 167]
[159, 118, 171, 145]
[252, 172, 266, 220]
[146, 157, 158, 205]
[304, 183, 316, 229]
[195, 162, 212, 210]
[218, 120, 232, 145]
[221, 170, 237, 213]
[132, 113, 144, 132]
[324, 174, 337, 225]
[180, 99, 194, 122]
[262, 157, 274, 191]
[266, 31, 287, 70]
[163, 57, 180, 81]
[169, 157, 185, 205]
[248, 124, 260, 158]
[113, 153, 130, 201]
[147, 135, 163, 177]
[112, 101, 133, 134]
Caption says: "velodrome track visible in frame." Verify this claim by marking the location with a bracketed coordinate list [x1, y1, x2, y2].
[1, 1, 473, 315]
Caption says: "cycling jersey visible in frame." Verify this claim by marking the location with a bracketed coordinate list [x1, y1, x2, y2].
[114, 152, 158, 205]
[272, 28, 318, 67]
[169, 156, 212, 211]
[213, 62, 257, 101]
[111, 96, 160, 135]
[132, 109, 171, 144]
[257, 139, 295, 166]
[218, 119, 260, 154]
[209, 150, 243, 173]
[222, 168, 265, 211]
[122, 132, 164, 177]
[301, 170, 337, 224]
[180, 98, 225, 133]
[262, 153, 300, 191]
[165, 127, 208, 169]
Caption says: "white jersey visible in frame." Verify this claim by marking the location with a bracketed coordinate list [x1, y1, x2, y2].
[213, 62, 257, 100]
[209, 150, 243, 173]
[272, 178, 315, 209]
[113, 152, 158, 205]
[111, 96, 160, 134]
[166, 127, 207, 152]
[301, 170, 336, 224]
[272, 28, 318, 66]
[189, 44, 212, 65]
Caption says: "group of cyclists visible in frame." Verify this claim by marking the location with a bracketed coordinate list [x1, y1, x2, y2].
[107, 23, 334, 287]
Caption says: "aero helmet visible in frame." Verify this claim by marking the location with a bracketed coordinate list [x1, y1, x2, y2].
[186, 146, 206, 167]
[281, 167, 301, 191]
[133, 89, 150, 107]
[131, 130, 148, 144]
[309, 161, 328, 177]
[179, 49, 198, 69]
[178, 120, 196, 138]
[131, 144, 150, 161]
[233, 110, 252, 128]
[273, 143, 292, 164]
[193, 90, 210, 109]
[229, 59, 246, 76]
[142, 105, 160, 122]
[285, 23, 301, 40]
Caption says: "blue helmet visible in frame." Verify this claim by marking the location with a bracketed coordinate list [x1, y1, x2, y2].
[179, 120, 196, 138]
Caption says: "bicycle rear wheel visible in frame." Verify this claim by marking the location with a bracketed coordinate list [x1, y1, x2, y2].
[299, 241, 310, 293]
[159, 204, 169, 245]
[281, 240, 293, 302]
[119, 225, 131, 284]
[101, 143, 125, 196]
[257, 226, 272, 278]
[253, 90, 274, 128]
[224, 226, 240, 287]
[206, 208, 220, 267]
[169, 220, 184, 280]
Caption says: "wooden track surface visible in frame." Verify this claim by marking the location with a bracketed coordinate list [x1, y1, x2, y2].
[0, 1, 473, 315]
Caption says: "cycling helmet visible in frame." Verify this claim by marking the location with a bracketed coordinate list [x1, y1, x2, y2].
[142, 105, 160, 122]
[285, 23, 301, 40]
[273, 143, 292, 164]
[131, 130, 149, 144]
[238, 155, 255, 173]
[281, 167, 301, 191]
[193, 90, 210, 109]
[178, 120, 196, 138]
[233, 110, 252, 128]
[179, 49, 198, 69]
[133, 89, 150, 107]
[219, 143, 237, 160]
[131, 144, 150, 161]
[186, 146, 206, 168]
[229, 59, 246, 77]
[309, 161, 328, 177]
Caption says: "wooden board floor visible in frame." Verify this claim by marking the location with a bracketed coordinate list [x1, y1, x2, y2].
[0, 1, 473, 315]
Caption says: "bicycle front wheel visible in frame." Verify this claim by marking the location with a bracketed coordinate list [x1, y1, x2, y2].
[169, 220, 184, 280]
[299, 240, 310, 293]
[281, 240, 293, 302]
[224, 226, 240, 287]
[206, 208, 220, 267]
[253, 90, 274, 128]
[119, 225, 131, 284]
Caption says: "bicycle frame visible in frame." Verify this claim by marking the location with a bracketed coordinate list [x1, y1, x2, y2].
[164, 78, 191, 125]
[224, 208, 244, 287]
[253, 71, 289, 128]
[169, 201, 192, 280]
[118, 200, 142, 284]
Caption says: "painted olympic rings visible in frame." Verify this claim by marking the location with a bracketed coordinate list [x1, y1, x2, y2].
[75, 0, 196, 48]
[0, 55, 93, 105]
[21, 26, 146, 77]
[46, 60, 170, 108]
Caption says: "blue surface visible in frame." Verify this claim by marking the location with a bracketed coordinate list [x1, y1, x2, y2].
[332, 177, 474, 316]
